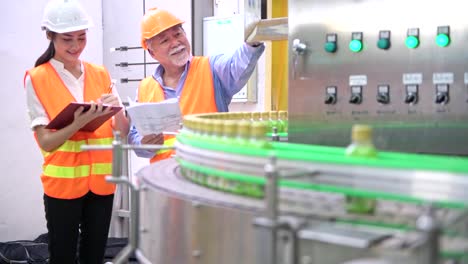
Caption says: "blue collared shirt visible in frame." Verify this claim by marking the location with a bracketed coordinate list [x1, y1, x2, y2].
[129, 43, 265, 158]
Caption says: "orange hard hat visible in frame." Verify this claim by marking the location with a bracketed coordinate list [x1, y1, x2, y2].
[141, 7, 185, 50]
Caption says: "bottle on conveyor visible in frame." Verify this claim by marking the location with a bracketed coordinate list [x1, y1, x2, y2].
[345, 124, 378, 215]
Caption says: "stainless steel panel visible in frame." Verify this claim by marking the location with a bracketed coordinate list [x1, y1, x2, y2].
[288, 0, 468, 155]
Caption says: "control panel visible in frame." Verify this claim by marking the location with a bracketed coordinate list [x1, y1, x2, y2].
[288, 0, 468, 155]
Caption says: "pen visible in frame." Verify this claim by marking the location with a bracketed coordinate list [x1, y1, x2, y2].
[107, 80, 116, 94]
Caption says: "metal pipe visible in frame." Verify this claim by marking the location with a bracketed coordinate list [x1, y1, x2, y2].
[416, 205, 440, 264]
[106, 244, 134, 264]
[135, 249, 152, 264]
[82, 144, 174, 152]
[264, 155, 279, 264]
[130, 179, 139, 250]
[124, 144, 174, 151]
[83, 133, 171, 264]
[115, 62, 159, 67]
[112, 131, 123, 178]
[105, 176, 139, 264]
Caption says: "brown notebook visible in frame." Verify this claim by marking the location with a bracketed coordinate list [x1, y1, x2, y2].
[45, 102, 123, 132]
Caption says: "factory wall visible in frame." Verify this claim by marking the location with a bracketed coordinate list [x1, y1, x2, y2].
[0, 0, 265, 241]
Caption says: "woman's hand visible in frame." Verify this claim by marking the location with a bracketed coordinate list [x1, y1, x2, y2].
[99, 93, 120, 107]
[72, 102, 112, 130]
[99, 93, 129, 136]
[35, 102, 112, 152]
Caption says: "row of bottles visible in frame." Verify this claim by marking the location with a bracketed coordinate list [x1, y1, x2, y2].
[181, 111, 288, 149]
[183, 110, 288, 134]
[178, 111, 288, 198]
[180, 166, 264, 198]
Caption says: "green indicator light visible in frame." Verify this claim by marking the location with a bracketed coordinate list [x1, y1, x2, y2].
[377, 38, 390, 50]
[349, 39, 363, 52]
[324, 42, 337, 53]
[436, 34, 450, 47]
[405, 36, 419, 49]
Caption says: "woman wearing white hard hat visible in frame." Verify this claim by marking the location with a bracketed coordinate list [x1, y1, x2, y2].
[23, 0, 129, 263]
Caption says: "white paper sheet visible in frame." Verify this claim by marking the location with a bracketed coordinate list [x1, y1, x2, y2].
[126, 97, 182, 136]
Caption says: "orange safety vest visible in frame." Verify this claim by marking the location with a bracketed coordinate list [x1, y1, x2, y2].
[138, 56, 218, 163]
[26, 62, 116, 199]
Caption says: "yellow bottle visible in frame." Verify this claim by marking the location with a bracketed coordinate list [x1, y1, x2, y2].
[251, 111, 261, 123]
[222, 120, 237, 143]
[345, 124, 378, 157]
[278, 111, 288, 133]
[269, 111, 279, 134]
[235, 120, 251, 147]
[249, 122, 271, 149]
[345, 124, 377, 214]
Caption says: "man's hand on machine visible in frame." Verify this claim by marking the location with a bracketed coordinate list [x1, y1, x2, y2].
[141, 133, 164, 145]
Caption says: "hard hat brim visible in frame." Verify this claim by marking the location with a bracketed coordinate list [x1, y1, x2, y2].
[141, 22, 184, 50]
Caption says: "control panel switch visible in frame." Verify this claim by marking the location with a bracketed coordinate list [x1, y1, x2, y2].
[376, 85, 390, 104]
[349, 86, 362, 104]
[324, 33, 338, 53]
[377, 30, 391, 50]
[324, 86, 337, 104]
[435, 84, 449, 105]
[404, 85, 419, 105]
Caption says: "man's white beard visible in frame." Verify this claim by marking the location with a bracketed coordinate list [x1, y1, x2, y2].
[169, 45, 189, 67]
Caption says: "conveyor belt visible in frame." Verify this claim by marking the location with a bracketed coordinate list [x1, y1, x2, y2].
[146, 155, 467, 229]
[138, 159, 468, 259]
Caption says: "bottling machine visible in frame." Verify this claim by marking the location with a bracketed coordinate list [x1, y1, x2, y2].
[97, 0, 468, 263]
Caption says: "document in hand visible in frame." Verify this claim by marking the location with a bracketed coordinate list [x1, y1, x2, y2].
[45, 102, 122, 132]
[126, 98, 182, 136]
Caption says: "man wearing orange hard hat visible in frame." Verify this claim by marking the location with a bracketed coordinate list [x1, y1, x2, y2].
[129, 7, 265, 163]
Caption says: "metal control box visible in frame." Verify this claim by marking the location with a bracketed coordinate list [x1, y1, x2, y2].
[288, 0, 468, 155]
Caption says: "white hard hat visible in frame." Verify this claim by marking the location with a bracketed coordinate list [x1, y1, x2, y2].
[41, 0, 93, 33]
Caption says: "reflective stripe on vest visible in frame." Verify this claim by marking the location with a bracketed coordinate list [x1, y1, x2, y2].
[43, 164, 90, 178]
[91, 163, 113, 175]
[41, 137, 113, 157]
[156, 136, 176, 155]
[43, 163, 111, 179]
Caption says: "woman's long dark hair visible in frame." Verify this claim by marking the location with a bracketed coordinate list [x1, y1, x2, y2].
[35, 31, 56, 67]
